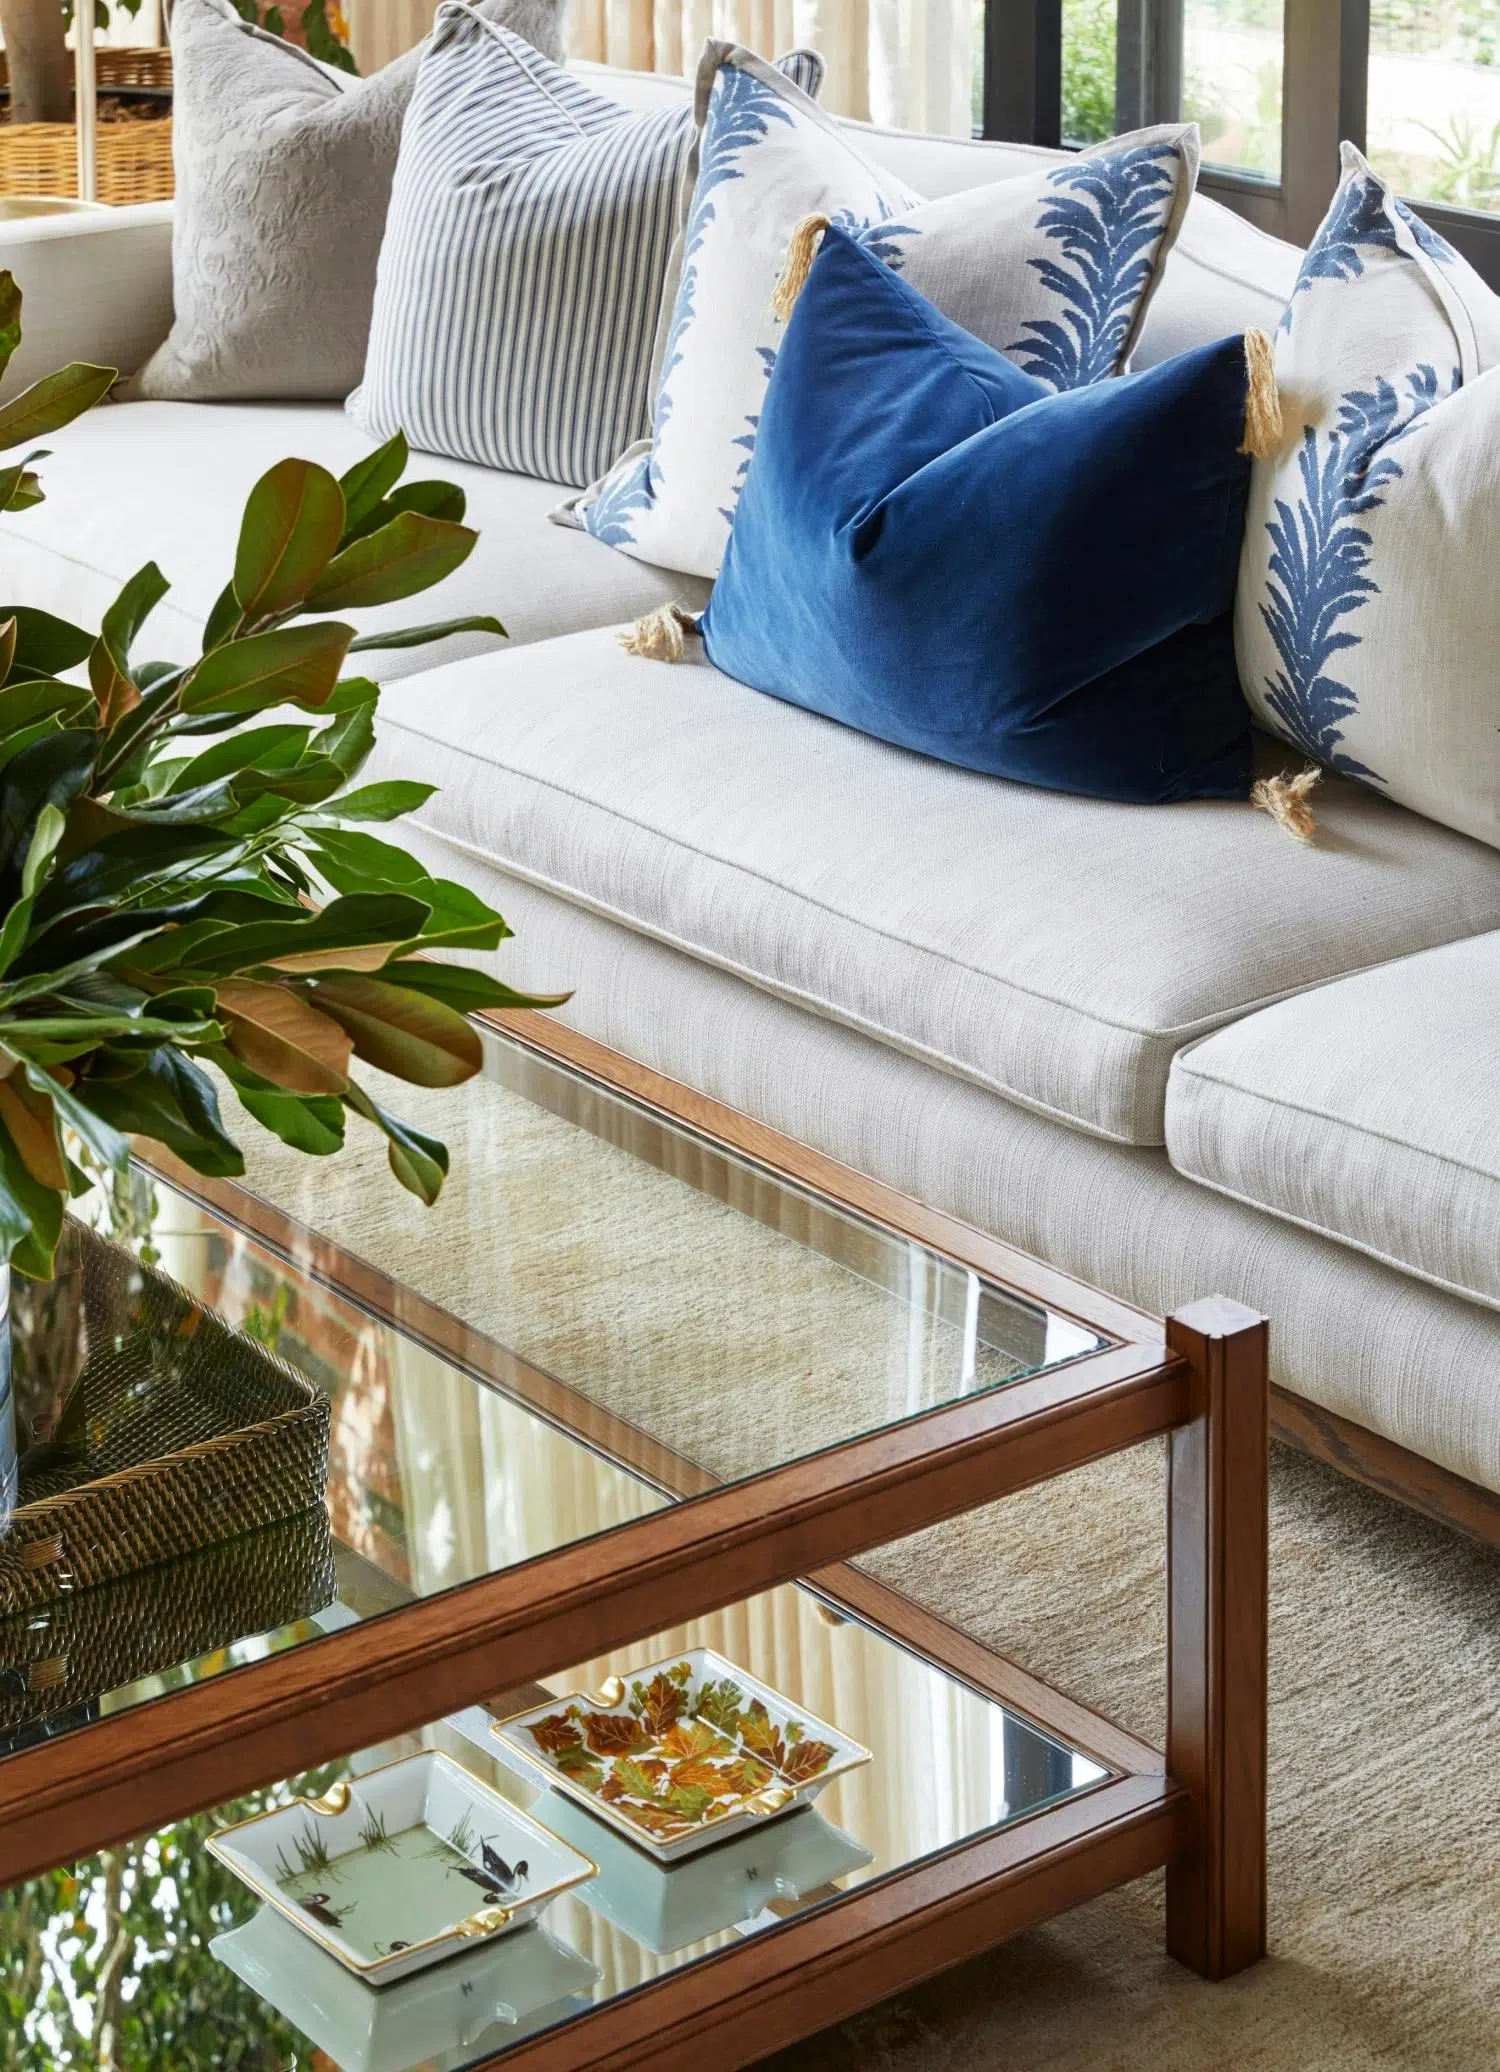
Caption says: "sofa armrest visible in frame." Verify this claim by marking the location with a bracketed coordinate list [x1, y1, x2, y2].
[0, 203, 174, 403]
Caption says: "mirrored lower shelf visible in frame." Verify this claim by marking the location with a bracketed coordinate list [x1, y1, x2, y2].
[0, 1579, 1110, 2072]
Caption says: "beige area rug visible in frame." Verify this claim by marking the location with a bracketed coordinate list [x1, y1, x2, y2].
[228, 1063, 1500, 2070]
[766, 1445, 1500, 2072]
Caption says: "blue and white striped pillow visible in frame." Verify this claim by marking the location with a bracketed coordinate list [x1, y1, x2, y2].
[350, 4, 821, 489]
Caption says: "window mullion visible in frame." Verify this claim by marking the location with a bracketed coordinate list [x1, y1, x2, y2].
[982, 0, 1065, 147]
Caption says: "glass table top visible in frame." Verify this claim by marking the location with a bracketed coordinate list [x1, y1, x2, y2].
[0, 1024, 1106, 1760]
[0, 1580, 1109, 2072]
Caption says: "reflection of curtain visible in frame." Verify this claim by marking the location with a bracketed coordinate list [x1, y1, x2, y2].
[342, 0, 975, 135]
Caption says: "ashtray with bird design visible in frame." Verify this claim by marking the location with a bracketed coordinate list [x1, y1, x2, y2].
[205, 1752, 597, 1985]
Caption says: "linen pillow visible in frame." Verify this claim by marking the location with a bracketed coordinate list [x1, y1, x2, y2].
[696, 227, 1256, 804]
[568, 40, 1199, 582]
[1234, 144, 1500, 849]
[135, 0, 565, 402]
[350, 8, 823, 489]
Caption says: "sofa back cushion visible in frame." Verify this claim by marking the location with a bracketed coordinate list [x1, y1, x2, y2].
[135, 0, 565, 403]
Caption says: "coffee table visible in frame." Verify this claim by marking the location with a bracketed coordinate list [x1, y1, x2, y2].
[0, 1010, 1268, 2065]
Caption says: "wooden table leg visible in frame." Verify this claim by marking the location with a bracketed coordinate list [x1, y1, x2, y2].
[1164, 1296, 1269, 1979]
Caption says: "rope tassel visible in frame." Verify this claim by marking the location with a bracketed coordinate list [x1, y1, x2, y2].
[1252, 766, 1321, 842]
[1240, 328, 1283, 460]
[771, 213, 833, 323]
[619, 603, 699, 663]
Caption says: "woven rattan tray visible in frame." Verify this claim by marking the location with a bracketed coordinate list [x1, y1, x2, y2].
[0, 1221, 330, 1615]
[0, 1502, 335, 1742]
[0, 47, 173, 206]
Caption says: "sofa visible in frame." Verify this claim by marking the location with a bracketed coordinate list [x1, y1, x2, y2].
[3, 61, 1499, 1520]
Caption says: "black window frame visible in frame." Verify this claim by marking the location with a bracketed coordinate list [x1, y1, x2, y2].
[981, 0, 1500, 282]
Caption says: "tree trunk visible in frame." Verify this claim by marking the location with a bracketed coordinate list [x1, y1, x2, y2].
[0, 0, 72, 126]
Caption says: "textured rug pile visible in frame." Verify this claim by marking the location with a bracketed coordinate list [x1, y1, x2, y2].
[768, 1446, 1500, 2071]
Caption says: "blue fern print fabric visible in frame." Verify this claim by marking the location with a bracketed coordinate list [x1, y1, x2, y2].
[891, 124, 1199, 390]
[573, 64, 1198, 580]
[1235, 143, 1500, 848]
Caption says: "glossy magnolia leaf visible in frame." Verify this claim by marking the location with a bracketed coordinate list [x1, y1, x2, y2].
[214, 978, 353, 1094]
[309, 972, 482, 1087]
[0, 362, 116, 450]
[0, 1073, 64, 1188]
[90, 561, 170, 727]
[0, 274, 21, 384]
[189, 893, 432, 977]
[3, 605, 94, 678]
[0, 1124, 64, 1277]
[313, 697, 376, 781]
[0, 677, 94, 737]
[338, 431, 408, 535]
[304, 511, 478, 611]
[24, 1059, 129, 1173]
[307, 832, 509, 952]
[81, 1046, 245, 1178]
[233, 457, 346, 620]
[334, 780, 436, 822]
[0, 454, 42, 514]
[347, 613, 507, 654]
[201, 578, 242, 654]
[0, 730, 98, 893]
[169, 723, 314, 796]
[20, 803, 64, 899]
[0, 895, 32, 983]
[227, 1068, 345, 1156]
[0, 617, 15, 685]
[381, 961, 567, 1014]
[344, 1077, 448, 1205]
[179, 620, 354, 715]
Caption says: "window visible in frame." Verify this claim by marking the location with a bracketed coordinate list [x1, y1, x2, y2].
[978, 0, 1500, 281]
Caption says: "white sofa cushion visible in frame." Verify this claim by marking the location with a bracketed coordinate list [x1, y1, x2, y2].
[0, 400, 708, 676]
[362, 626, 1500, 1146]
[1167, 932, 1500, 1311]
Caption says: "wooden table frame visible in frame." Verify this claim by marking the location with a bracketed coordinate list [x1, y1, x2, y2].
[0, 1011, 1268, 2045]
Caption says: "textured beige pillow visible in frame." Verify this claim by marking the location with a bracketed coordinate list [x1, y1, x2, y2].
[135, 0, 564, 402]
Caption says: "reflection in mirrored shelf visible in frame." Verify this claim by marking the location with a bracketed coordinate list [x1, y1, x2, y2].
[0, 1580, 1109, 2071]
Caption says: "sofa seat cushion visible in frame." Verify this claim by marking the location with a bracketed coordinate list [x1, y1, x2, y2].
[0, 400, 708, 678]
[1167, 932, 1500, 1309]
[365, 626, 1500, 1145]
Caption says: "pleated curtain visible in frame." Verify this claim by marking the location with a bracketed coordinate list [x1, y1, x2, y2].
[566, 0, 976, 136]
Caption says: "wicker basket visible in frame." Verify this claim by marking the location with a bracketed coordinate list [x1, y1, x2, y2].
[0, 1221, 331, 1614]
[0, 47, 173, 205]
[0, 1504, 336, 1742]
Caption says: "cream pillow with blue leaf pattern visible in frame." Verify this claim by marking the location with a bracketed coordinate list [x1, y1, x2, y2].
[565, 41, 1199, 582]
[1235, 144, 1500, 849]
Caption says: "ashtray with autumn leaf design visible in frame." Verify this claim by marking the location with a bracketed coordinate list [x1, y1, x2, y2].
[491, 1649, 872, 1864]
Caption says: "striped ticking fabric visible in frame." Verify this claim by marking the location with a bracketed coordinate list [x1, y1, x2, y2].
[351, 5, 820, 489]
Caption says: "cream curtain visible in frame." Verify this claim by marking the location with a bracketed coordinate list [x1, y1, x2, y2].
[567, 0, 976, 136]
[344, 0, 976, 136]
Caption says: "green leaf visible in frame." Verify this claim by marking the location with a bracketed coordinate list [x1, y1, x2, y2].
[0, 362, 116, 449]
[0, 273, 22, 385]
[234, 457, 346, 620]
[1, 605, 94, 677]
[0, 1122, 63, 1276]
[0, 730, 98, 892]
[214, 978, 352, 1094]
[0, 675, 94, 736]
[334, 780, 436, 822]
[216, 1049, 345, 1157]
[0, 453, 44, 513]
[347, 613, 507, 654]
[338, 431, 408, 534]
[304, 511, 478, 611]
[91, 562, 170, 726]
[309, 972, 482, 1086]
[304, 832, 509, 951]
[344, 1078, 449, 1205]
[23, 1060, 129, 1173]
[179, 621, 354, 716]
[168, 723, 313, 794]
[81, 1046, 246, 1178]
[313, 696, 376, 780]
[201, 578, 242, 653]
[381, 961, 571, 1016]
[189, 893, 432, 977]
[20, 803, 65, 898]
[0, 896, 32, 983]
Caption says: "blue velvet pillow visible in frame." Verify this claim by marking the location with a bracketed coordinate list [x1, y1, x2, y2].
[700, 226, 1255, 804]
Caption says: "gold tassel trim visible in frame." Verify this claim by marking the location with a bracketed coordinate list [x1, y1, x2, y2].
[1251, 766, 1321, 842]
[619, 603, 698, 664]
[1240, 328, 1283, 459]
[771, 212, 833, 323]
